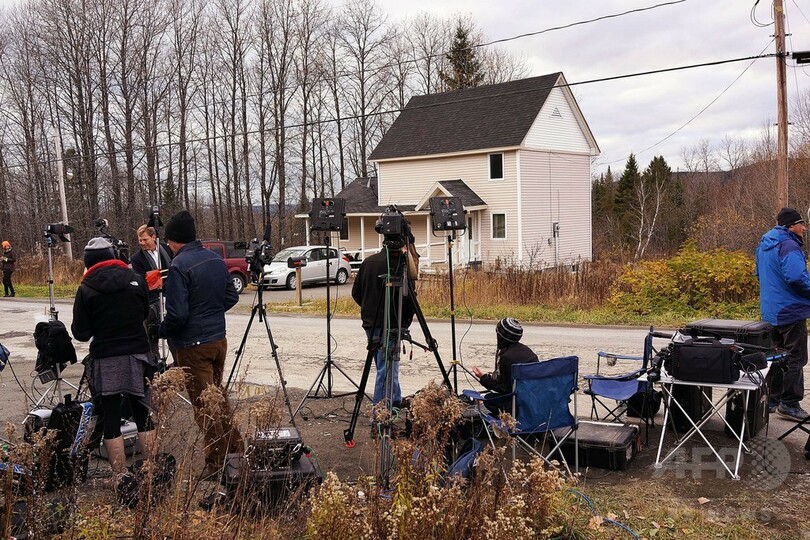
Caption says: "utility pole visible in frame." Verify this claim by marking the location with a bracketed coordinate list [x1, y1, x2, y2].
[53, 130, 73, 259]
[775, 0, 789, 211]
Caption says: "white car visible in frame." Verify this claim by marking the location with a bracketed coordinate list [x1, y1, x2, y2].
[262, 245, 352, 290]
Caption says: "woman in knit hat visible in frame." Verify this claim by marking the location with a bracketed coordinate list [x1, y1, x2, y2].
[71, 237, 158, 488]
[472, 318, 539, 396]
[2, 240, 16, 297]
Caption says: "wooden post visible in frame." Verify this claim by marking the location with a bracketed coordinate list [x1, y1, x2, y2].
[296, 268, 303, 306]
[775, 0, 789, 211]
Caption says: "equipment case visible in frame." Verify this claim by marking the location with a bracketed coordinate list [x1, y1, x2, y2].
[223, 453, 322, 509]
[724, 387, 768, 441]
[683, 319, 773, 349]
[666, 384, 713, 433]
[557, 421, 640, 471]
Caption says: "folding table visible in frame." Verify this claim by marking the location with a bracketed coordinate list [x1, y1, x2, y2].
[646, 368, 768, 480]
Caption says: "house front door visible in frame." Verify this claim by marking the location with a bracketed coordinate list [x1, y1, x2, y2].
[455, 213, 480, 266]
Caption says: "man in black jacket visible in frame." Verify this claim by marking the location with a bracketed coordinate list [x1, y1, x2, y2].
[71, 237, 156, 486]
[158, 210, 242, 477]
[473, 318, 539, 396]
[351, 245, 415, 406]
[131, 224, 173, 365]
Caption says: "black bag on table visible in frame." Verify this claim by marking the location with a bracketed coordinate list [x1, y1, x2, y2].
[671, 338, 740, 384]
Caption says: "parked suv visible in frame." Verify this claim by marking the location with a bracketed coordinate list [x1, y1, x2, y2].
[201, 240, 249, 294]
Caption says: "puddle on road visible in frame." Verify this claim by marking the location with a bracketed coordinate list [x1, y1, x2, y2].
[0, 331, 30, 339]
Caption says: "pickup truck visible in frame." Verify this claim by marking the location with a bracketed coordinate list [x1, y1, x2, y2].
[200, 240, 250, 294]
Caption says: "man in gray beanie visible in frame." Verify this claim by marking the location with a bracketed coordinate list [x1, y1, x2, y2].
[159, 209, 243, 478]
[473, 318, 539, 396]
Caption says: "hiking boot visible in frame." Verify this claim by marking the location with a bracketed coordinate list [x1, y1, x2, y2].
[776, 404, 810, 422]
[768, 400, 779, 414]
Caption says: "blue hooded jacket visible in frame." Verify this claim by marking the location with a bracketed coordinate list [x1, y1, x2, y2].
[755, 225, 810, 326]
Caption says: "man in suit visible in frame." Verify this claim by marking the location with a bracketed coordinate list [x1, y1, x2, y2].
[131, 224, 173, 366]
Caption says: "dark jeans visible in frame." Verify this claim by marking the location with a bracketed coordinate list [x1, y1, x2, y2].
[176, 338, 244, 468]
[767, 320, 808, 408]
[2, 270, 13, 295]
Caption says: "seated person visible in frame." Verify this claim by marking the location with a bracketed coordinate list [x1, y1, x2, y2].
[472, 318, 539, 409]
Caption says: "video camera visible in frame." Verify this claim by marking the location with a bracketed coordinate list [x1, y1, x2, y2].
[44, 223, 75, 245]
[375, 205, 411, 250]
[93, 218, 130, 263]
[246, 224, 273, 278]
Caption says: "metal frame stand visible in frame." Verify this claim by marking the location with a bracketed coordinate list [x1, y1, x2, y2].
[292, 234, 362, 420]
[226, 277, 296, 426]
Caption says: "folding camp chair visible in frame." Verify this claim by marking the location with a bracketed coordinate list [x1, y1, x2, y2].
[463, 356, 579, 475]
[583, 329, 656, 441]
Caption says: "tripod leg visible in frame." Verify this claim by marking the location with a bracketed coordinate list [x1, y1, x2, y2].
[226, 304, 259, 390]
[344, 345, 379, 445]
[409, 280, 453, 392]
[261, 307, 297, 426]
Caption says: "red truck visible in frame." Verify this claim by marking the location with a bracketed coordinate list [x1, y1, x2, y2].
[201, 240, 250, 294]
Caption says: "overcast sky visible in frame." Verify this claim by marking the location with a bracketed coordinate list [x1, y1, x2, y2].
[377, 0, 810, 174]
[1, 0, 808, 175]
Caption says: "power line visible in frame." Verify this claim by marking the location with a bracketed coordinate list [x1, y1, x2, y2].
[1, 52, 777, 171]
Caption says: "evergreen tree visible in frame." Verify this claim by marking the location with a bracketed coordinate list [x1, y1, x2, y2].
[439, 23, 484, 90]
[161, 173, 181, 220]
[614, 153, 640, 218]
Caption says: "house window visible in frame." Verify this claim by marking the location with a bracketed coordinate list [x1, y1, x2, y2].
[339, 218, 349, 241]
[489, 153, 504, 180]
[492, 213, 506, 239]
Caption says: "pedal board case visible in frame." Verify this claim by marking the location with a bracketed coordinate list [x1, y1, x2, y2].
[94, 420, 140, 459]
[683, 319, 773, 349]
[557, 421, 641, 471]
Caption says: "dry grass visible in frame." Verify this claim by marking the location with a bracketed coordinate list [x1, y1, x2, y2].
[12, 254, 85, 286]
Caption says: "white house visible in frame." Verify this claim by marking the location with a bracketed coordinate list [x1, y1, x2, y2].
[304, 73, 600, 268]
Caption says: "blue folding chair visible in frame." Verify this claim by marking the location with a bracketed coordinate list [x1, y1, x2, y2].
[583, 330, 656, 441]
[464, 356, 579, 475]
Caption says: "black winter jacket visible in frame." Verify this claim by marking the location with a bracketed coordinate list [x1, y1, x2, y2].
[158, 240, 238, 349]
[130, 243, 173, 303]
[1, 248, 15, 272]
[479, 342, 539, 394]
[71, 259, 150, 358]
[351, 249, 415, 331]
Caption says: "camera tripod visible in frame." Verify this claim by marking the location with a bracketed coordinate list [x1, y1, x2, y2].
[343, 247, 452, 488]
[292, 235, 362, 420]
[226, 274, 296, 426]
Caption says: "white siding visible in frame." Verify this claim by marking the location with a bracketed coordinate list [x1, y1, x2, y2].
[377, 153, 523, 263]
[524, 87, 591, 153]
[520, 150, 592, 266]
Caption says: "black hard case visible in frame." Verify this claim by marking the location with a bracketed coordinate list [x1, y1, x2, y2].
[558, 421, 640, 471]
[665, 384, 713, 433]
[724, 387, 768, 441]
[683, 319, 773, 349]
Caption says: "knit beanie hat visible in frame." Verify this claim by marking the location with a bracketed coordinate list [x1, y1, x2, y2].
[164, 210, 196, 244]
[496, 318, 523, 343]
[84, 237, 115, 268]
[777, 207, 804, 227]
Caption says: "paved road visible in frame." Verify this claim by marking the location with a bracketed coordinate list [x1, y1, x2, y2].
[0, 297, 653, 415]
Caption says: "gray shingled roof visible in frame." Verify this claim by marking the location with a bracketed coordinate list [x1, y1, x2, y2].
[369, 73, 561, 161]
[335, 177, 416, 214]
[436, 180, 486, 208]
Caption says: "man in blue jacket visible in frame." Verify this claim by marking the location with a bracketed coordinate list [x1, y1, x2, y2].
[756, 207, 810, 422]
[159, 210, 243, 477]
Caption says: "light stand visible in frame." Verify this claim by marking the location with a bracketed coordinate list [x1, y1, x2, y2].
[33, 224, 80, 407]
[428, 197, 467, 394]
[292, 198, 363, 420]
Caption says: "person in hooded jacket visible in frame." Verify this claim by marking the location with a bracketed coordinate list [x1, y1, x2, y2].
[71, 237, 157, 487]
[2, 240, 15, 297]
[756, 207, 810, 422]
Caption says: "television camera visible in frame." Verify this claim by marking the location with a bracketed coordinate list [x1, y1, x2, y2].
[245, 224, 273, 281]
[93, 218, 129, 263]
[375, 205, 412, 250]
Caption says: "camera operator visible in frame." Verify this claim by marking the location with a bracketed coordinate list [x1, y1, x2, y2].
[158, 210, 243, 479]
[71, 238, 156, 488]
[131, 224, 174, 366]
[351, 224, 416, 407]
[472, 319, 538, 411]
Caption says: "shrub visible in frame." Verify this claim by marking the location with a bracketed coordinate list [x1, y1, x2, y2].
[609, 241, 759, 317]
